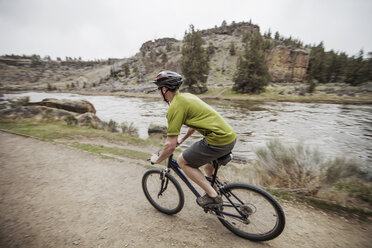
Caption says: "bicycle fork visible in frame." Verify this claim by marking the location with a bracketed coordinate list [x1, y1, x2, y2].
[157, 169, 169, 198]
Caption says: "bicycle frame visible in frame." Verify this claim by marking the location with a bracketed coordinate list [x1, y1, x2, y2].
[166, 154, 201, 198]
[165, 155, 249, 220]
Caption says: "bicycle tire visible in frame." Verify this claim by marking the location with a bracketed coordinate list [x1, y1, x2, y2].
[216, 183, 285, 241]
[142, 169, 184, 215]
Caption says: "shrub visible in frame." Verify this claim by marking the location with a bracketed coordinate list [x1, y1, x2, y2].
[9, 96, 30, 108]
[64, 115, 78, 126]
[307, 79, 317, 93]
[101, 119, 119, 133]
[255, 139, 323, 189]
[324, 157, 370, 184]
[121, 122, 138, 137]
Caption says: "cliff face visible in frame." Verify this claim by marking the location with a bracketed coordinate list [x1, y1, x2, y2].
[267, 45, 309, 82]
[0, 22, 311, 93]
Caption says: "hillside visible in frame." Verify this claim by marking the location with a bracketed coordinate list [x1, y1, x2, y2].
[0, 22, 311, 94]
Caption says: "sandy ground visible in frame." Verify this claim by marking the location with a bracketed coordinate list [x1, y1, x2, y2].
[0, 131, 371, 248]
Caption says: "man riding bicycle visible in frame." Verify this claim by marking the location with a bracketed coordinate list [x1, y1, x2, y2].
[150, 70, 236, 208]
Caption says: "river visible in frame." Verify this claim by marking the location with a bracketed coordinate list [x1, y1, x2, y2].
[2, 92, 372, 164]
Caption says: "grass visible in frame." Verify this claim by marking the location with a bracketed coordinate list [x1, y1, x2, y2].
[0, 119, 148, 146]
[69, 143, 150, 161]
[212, 85, 372, 104]
[0, 119, 155, 162]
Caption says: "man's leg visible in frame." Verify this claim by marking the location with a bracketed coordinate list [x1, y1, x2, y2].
[177, 154, 217, 198]
[204, 163, 214, 178]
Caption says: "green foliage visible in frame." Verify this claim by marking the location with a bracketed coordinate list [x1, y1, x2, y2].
[263, 28, 272, 39]
[345, 50, 369, 86]
[64, 115, 78, 126]
[274, 31, 280, 40]
[255, 139, 323, 189]
[166, 42, 173, 52]
[229, 42, 236, 56]
[161, 52, 168, 63]
[181, 25, 209, 94]
[325, 157, 370, 184]
[207, 42, 215, 59]
[307, 42, 327, 83]
[121, 121, 138, 137]
[308, 42, 371, 86]
[8, 96, 30, 108]
[242, 32, 252, 43]
[122, 63, 130, 77]
[233, 33, 270, 94]
[307, 79, 317, 93]
[101, 119, 119, 133]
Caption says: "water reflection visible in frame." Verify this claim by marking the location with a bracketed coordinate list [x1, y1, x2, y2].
[2, 92, 372, 164]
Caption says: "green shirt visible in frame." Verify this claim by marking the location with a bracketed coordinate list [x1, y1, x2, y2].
[167, 93, 236, 146]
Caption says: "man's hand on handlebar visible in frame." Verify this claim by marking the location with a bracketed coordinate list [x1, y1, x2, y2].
[150, 153, 159, 165]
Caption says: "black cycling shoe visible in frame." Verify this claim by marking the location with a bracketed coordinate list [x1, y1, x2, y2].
[196, 194, 223, 208]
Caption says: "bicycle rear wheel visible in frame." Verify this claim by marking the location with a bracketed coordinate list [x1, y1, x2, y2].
[217, 183, 285, 241]
[142, 169, 184, 215]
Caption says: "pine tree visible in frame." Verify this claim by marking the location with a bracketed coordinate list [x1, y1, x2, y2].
[307, 42, 326, 83]
[233, 33, 270, 94]
[181, 25, 209, 94]
[345, 50, 366, 85]
[274, 31, 280, 40]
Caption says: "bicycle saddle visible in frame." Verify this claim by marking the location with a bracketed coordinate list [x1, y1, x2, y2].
[216, 152, 233, 166]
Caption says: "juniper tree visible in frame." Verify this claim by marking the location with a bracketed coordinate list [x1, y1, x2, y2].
[233, 33, 270, 94]
[181, 25, 209, 94]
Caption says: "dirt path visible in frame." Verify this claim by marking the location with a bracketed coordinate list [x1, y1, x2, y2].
[0, 131, 371, 248]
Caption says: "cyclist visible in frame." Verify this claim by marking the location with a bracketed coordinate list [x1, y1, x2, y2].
[150, 70, 236, 208]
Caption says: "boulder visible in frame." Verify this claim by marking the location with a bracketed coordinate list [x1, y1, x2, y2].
[76, 113, 102, 128]
[148, 123, 167, 136]
[28, 98, 96, 114]
[0, 106, 76, 120]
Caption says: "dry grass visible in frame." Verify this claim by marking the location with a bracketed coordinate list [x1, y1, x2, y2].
[255, 139, 323, 190]
[254, 139, 372, 210]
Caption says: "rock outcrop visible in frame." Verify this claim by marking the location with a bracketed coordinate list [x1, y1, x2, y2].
[148, 123, 167, 136]
[0, 106, 75, 120]
[266, 45, 310, 82]
[28, 98, 96, 114]
[76, 113, 102, 128]
[199, 22, 260, 37]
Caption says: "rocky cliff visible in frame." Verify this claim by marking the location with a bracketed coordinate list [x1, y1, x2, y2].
[267, 45, 309, 82]
[0, 22, 310, 93]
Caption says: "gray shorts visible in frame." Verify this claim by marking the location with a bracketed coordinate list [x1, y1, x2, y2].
[182, 139, 236, 168]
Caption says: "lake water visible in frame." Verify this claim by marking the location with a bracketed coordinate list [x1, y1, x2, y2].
[2, 92, 372, 165]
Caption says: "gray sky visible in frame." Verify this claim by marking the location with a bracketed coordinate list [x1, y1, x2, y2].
[0, 0, 371, 60]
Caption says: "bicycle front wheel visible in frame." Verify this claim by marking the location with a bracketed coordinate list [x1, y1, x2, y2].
[142, 169, 184, 215]
[217, 183, 285, 241]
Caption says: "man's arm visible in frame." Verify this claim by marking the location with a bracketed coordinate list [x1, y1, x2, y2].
[178, 127, 195, 146]
[150, 135, 178, 164]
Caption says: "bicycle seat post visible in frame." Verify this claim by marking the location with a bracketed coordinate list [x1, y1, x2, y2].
[211, 160, 220, 187]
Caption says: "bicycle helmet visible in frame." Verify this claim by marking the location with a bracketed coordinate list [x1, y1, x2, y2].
[152, 70, 183, 90]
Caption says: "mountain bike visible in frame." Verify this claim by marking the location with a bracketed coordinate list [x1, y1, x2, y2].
[142, 153, 285, 241]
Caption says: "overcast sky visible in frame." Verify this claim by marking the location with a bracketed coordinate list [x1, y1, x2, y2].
[0, 0, 371, 60]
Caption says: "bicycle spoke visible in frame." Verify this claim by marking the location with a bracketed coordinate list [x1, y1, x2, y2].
[216, 183, 285, 241]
